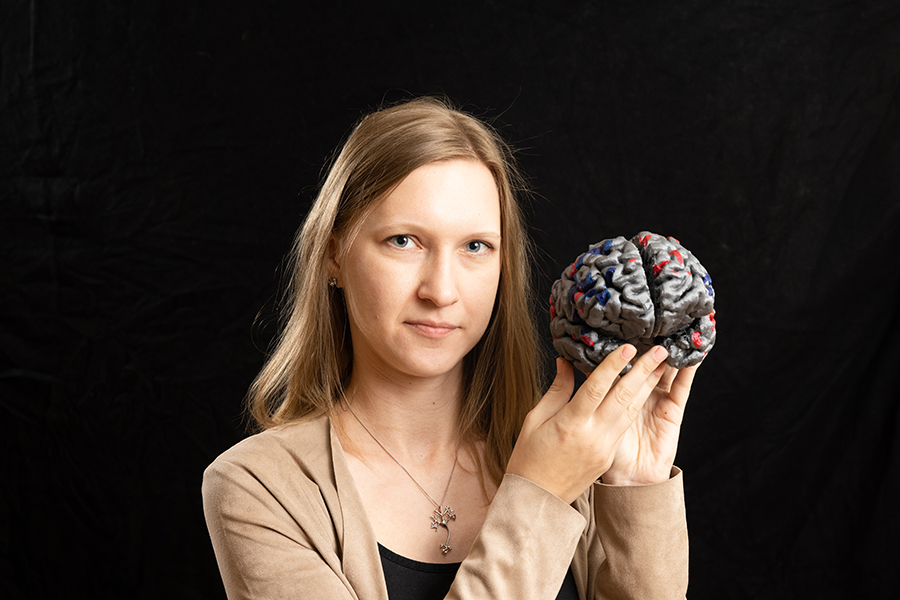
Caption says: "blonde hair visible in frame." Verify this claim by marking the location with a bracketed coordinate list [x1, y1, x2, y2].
[248, 97, 541, 485]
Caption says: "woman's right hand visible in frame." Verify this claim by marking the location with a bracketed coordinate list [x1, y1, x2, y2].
[505, 345, 669, 504]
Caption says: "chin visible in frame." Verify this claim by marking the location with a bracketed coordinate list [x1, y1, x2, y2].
[395, 349, 469, 380]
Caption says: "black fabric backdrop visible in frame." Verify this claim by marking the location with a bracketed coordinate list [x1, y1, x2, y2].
[2, 1, 899, 598]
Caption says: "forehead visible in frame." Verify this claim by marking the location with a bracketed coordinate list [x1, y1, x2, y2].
[365, 159, 501, 233]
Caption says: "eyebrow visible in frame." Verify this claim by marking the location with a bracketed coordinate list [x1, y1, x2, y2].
[373, 222, 501, 240]
[466, 231, 502, 240]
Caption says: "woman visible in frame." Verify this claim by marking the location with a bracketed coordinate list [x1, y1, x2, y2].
[202, 97, 695, 599]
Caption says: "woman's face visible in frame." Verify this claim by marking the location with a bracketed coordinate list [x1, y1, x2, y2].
[335, 159, 502, 384]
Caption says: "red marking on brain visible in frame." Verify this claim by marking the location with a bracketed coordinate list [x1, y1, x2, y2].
[653, 260, 670, 276]
[692, 331, 703, 348]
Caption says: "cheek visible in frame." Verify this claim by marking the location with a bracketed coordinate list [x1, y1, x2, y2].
[468, 267, 502, 325]
[343, 261, 409, 324]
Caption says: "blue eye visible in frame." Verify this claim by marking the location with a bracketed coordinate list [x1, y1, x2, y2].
[389, 235, 411, 248]
[465, 241, 490, 253]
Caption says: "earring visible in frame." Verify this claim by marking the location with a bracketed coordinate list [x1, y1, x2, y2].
[328, 277, 340, 288]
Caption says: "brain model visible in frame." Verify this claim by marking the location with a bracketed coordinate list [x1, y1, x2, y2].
[550, 231, 716, 373]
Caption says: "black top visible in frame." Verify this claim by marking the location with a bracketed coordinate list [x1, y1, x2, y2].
[378, 544, 580, 600]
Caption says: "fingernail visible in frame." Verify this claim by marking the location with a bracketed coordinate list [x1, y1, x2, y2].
[621, 345, 636, 361]
[653, 346, 668, 361]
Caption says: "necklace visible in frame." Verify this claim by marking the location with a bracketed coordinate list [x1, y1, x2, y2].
[345, 401, 462, 555]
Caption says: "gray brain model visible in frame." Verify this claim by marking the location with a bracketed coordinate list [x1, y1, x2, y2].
[550, 232, 716, 373]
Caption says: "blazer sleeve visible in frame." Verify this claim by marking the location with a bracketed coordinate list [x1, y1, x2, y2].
[579, 467, 689, 600]
[449, 469, 688, 600]
[447, 474, 589, 599]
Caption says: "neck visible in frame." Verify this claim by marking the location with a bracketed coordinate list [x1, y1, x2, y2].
[338, 361, 465, 462]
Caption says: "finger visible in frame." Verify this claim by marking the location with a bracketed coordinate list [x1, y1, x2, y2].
[621, 360, 670, 420]
[567, 344, 637, 420]
[657, 365, 678, 392]
[529, 358, 575, 423]
[667, 363, 699, 409]
[595, 345, 669, 425]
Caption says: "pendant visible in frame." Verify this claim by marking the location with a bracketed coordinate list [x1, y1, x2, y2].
[430, 505, 457, 554]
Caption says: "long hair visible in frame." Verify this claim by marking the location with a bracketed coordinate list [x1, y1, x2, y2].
[248, 97, 541, 486]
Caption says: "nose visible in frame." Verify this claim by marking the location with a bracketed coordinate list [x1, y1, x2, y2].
[417, 250, 460, 307]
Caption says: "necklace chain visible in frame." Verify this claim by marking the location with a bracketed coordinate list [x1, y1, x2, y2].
[344, 400, 461, 554]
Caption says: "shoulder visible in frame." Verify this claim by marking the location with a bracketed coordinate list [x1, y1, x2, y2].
[202, 415, 337, 503]
[200, 415, 361, 590]
[208, 416, 331, 470]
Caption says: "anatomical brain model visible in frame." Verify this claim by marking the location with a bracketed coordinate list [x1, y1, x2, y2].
[550, 231, 716, 373]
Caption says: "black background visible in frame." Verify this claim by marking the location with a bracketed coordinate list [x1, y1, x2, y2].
[2, 1, 899, 598]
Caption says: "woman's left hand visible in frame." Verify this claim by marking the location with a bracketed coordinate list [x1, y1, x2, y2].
[600, 360, 699, 486]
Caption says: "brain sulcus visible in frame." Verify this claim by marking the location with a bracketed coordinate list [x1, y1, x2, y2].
[550, 231, 716, 373]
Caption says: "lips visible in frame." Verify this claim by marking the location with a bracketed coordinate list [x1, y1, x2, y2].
[406, 320, 459, 338]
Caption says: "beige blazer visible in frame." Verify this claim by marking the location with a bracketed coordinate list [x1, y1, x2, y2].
[202, 416, 688, 599]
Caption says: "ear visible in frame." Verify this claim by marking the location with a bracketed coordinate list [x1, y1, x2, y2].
[327, 235, 341, 284]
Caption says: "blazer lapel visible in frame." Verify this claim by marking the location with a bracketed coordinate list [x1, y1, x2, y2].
[329, 418, 390, 600]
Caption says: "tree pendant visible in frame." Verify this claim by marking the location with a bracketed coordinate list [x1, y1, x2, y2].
[430, 505, 457, 554]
